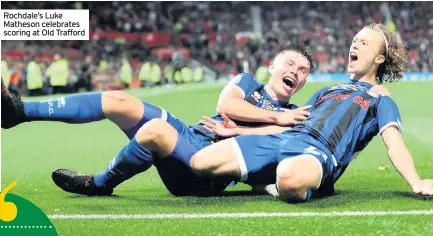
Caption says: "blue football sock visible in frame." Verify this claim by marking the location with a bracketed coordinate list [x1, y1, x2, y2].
[122, 101, 164, 140]
[23, 92, 105, 123]
[94, 137, 153, 188]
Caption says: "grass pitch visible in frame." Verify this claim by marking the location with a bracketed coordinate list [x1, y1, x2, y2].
[2, 81, 433, 235]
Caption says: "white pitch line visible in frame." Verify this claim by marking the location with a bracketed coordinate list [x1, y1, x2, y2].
[48, 210, 433, 219]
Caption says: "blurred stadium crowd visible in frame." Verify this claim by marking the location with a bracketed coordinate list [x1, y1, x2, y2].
[1, 1, 432, 95]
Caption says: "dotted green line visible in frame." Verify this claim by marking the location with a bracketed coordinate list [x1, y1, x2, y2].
[0, 225, 53, 229]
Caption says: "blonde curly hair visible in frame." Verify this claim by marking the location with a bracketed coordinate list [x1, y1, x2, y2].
[365, 23, 409, 84]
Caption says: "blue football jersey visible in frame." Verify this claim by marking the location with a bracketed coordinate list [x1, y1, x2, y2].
[289, 80, 402, 181]
[192, 73, 297, 139]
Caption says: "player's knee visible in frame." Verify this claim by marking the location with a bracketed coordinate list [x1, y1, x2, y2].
[278, 190, 309, 203]
[190, 153, 212, 177]
[276, 159, 308, 202]
[102, 91, 133, 113]
[103, 90, 130, 104]
[277, 158, 302, 186]
[277, 173, 303, 191]
[276, 173, 309, 203]
[135, 118, 168, 146]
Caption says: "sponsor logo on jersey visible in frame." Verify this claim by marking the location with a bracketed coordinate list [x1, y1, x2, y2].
[316, 93, 370, 110]
[316, 93, 351, 105]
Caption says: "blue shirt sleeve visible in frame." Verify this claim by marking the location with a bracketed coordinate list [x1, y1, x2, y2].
[228, 73, 262, 99]
[377, 96, 402, 135]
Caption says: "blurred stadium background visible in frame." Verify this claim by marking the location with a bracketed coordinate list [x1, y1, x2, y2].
[1, 1, 433, 96]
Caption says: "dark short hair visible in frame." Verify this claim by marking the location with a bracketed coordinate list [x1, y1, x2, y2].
[274, 44, 315, 71]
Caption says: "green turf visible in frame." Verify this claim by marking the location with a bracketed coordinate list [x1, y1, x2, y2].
[58, 216, 433, 236]
[2, 81, 433, 235]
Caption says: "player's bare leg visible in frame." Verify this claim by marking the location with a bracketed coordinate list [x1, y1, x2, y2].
[189, 139, 242, 179]
[100, 91, 144, 131]
[276, 155, 323, 202]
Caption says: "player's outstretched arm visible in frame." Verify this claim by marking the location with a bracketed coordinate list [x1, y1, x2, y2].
[382, 127, 433, 196]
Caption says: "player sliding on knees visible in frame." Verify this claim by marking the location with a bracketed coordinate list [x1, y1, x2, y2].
[170, 23, 433, 202]
[1, 44, 314, 196]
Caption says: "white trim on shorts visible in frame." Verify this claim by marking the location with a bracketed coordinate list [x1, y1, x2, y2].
[160, 108, 168, 121]
[330, 154, 338, 168]
[230, 138, 248, 182]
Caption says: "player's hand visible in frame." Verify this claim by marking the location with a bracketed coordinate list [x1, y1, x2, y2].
[220, 113, 238, 129]
[412, 179, 433, 196]
[372, 85, 391, 97]
[275, 105, 311, 126]
[200, 115, 239, 137]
